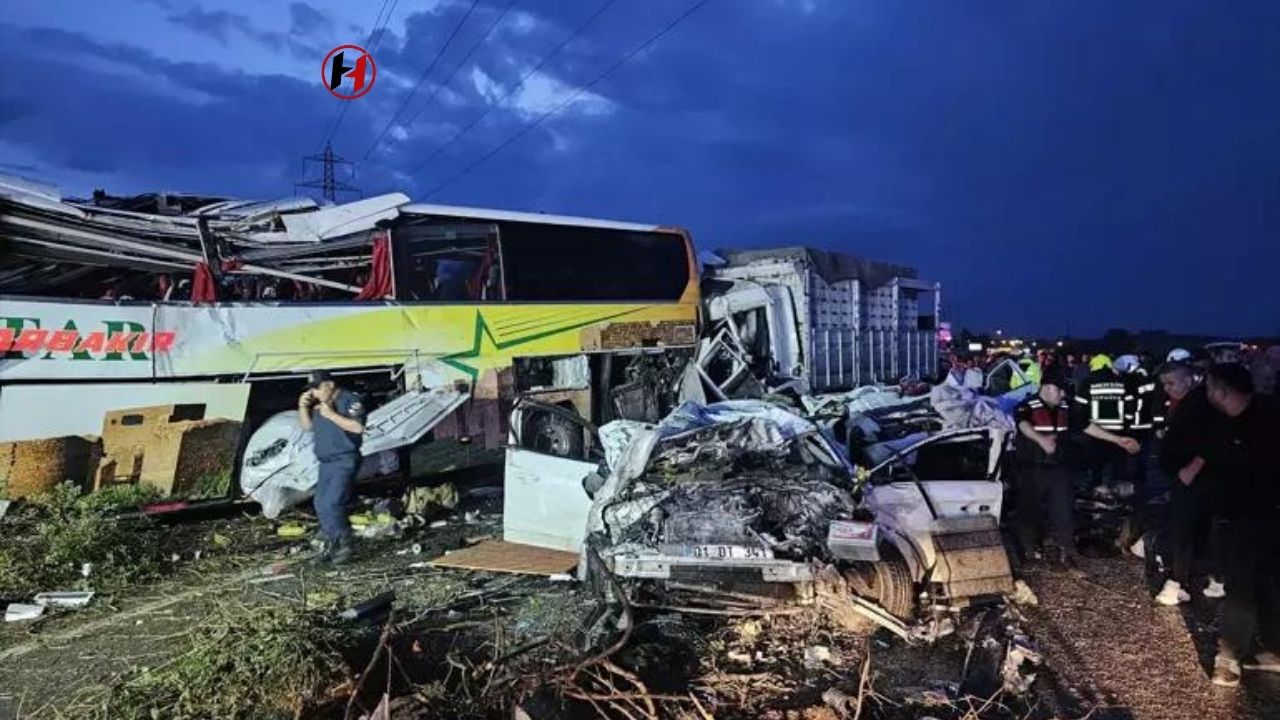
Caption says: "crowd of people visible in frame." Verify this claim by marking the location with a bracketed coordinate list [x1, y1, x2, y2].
[951, 343, 1279, 688]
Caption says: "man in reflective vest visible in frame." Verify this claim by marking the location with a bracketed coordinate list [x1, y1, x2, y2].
[1077, 354, 1129, 490]
[1117, 354, 1159, 499]
[1015, 368, 1140, 570]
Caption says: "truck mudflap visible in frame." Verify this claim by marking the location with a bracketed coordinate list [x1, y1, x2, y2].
[927, 515, 1014, 600]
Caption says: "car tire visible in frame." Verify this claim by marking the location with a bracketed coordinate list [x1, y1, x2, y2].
[844, 544, 916, 620]
[523, 409, 585, 459]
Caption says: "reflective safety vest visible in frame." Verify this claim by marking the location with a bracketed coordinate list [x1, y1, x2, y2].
[1077, 370, 1127, 431]
[1011, 360, 1042, 389]
[1126, 369, 1158, 431]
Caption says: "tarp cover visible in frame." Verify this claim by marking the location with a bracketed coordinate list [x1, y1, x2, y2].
[713, 246, 918, 289]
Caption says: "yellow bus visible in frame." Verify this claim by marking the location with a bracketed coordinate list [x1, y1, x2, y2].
[0, 192, 700, 503]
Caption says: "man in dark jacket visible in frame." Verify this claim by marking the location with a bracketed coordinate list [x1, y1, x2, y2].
[1201, 364, 1280, 686]
[1154, 362, 1223, 605]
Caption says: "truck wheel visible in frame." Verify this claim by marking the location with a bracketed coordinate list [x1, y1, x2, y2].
[523, 410, 585, 459]
[844, 545, 916, 620]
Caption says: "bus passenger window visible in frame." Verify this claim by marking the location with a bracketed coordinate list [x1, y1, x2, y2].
[394, 229, 500, 302]
[499, 222, 689, 302]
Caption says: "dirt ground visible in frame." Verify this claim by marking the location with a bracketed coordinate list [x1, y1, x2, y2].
[1, 489, 1277, 719]
[1019, 554, 1280, 720]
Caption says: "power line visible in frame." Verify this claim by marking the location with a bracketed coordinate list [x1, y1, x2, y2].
[404, 0, 619, 178]
[296, 142, 362, 202]
[391, 0, 518, 151]
[315, 0, 397, 152]
[366, 0, 401, 54]
[420, 0, 709, 199]
[360, 0, 483, 164]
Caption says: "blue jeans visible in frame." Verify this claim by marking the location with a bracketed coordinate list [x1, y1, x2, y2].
[314, 453, 358, 541]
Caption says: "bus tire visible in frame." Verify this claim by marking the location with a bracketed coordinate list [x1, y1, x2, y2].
[844, 545, 916, 620]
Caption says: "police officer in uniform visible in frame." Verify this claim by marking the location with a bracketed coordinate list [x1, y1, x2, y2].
[1015, 368, 1139, 568]
[299, 370, 367, 565]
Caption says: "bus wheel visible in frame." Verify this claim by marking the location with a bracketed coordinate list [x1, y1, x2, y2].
[523, 409, 585, 459]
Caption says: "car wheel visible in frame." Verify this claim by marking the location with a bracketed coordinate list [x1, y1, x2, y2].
[523, 409, 585, 458]
[844, 544, 916, 620]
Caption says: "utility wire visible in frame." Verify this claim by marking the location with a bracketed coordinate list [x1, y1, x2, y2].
[315, 0, 396, 152]
[392, 0, 518, 150]
[366, 0, 401, 54]
[360, 0, 483, 163]
[404, 0, 618, 178]
[421, 0, 709, 199]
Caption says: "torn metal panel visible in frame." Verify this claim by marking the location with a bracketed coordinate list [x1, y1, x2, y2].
[704, 280, 804, 388]
[502, 447, 599, 553]
[0, 173, 72, 215]
[360, 385, 471, 455]
[279, 193, 409, 242]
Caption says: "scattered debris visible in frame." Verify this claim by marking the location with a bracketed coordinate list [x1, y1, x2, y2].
[430, 539, 578, 576]
[277, 522, 308, 539]
[1000, 632, 1043, 694]
[1009, 580, 1039, 606]
[339, 591, 395, 622]
[803, 645, 835, 668]
[4, 603, 44, 622]
[33, 591, 94, 609]
[404, 483, 459, 514]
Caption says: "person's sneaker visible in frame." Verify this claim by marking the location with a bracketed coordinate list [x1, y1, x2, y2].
[1155, 579, 1191, 606]
[328, 536, 354, 566]
[1212, 654, 1242, 687]
[1203, 578, 1226, 599]
[309, 540, 334, 567]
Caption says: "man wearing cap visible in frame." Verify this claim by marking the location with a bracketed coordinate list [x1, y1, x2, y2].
[299, 370, 367, 565]
[1014, 368, 1140, 570]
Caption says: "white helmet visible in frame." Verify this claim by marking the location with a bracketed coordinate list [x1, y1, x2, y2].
[1166, 348, 1192, 363]
[1114, 354, 1140, 373]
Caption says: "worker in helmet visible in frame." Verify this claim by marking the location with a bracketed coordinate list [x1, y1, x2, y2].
[1077, 354, 1130, 492]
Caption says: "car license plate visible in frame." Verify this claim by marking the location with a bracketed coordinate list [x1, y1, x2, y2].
[685, 544, 772, 560]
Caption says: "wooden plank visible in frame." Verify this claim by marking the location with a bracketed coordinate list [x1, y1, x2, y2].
[429, 539, 578, 576]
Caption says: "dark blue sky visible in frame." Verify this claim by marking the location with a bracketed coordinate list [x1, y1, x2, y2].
[2, 1, 1277, 336]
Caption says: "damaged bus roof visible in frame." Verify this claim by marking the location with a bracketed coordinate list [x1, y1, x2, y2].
[0, 172, 678, 297]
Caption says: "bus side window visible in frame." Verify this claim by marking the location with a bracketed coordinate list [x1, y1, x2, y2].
[393, 226, 500, 302]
